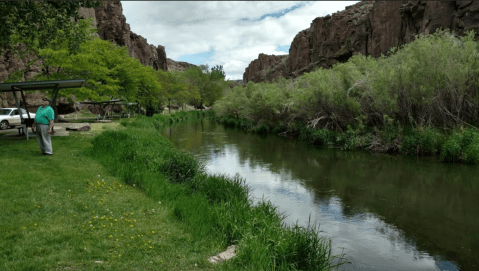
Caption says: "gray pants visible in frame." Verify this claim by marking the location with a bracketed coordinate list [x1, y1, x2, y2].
[36, 124, 52, 154]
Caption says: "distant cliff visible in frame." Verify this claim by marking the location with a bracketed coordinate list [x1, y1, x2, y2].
[79, 1, 168, 71]
[166, 58, 198, 72]
[244, 1, 479, 84]
[0, 1, 196, 111]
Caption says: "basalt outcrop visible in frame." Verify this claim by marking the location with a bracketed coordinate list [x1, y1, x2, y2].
[0, 1, 194, 112]
[167, 58, 198, 72]
[243, 54, 288, 83]
[79, 1, 168, 71]
[244, 1, 479, 84]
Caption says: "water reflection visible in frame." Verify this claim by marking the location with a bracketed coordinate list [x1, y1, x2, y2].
[162, 120, 479, 271]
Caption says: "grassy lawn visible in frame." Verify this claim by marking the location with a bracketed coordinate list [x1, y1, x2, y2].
[0, 128, 218, 270]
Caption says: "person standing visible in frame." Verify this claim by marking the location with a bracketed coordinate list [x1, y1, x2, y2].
[32, 98, 55, 156]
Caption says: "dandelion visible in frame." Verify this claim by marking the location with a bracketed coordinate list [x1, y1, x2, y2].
[152, 231, 155, 233]
[137, 234, 140, 237]
[118, 254, 121, 257]
[130, 212, 134, 215]
[114, 219, 117, 221]
[149, 246, 153, 249]
[108, 235, 113, 238]
[121, 234, 124, 237]
[131, 236, 134, 239]
[148, 241, 151, 243]
[130, 225, 133, 227]
[23, 226, 26, 229]
[116, 239, 119, 241]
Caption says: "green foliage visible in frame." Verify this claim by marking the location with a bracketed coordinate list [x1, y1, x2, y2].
[440, 129, 479, 163]
[211, 64, 226, 79]
[0, 1, 100, 55]
[214, 29, 479, 163]
[183, 66, 227, 108]
[37, 38, 163, 103]
[91, 111, 339, 270]
[400, 127, 444, 156]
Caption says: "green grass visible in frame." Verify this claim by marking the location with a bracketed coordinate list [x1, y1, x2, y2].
[91, 111, 342, 270]
[0, 128, 219, 270]
[1, 111, 341, 270]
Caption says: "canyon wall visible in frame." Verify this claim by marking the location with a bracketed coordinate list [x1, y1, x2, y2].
[244, 1, 479, 84]
[0, 1, 195, 111]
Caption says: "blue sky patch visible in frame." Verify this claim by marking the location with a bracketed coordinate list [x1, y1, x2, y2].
[178, 50, 214, 65]
[257, 2, 307, 20]
[277, 45, 290, 53]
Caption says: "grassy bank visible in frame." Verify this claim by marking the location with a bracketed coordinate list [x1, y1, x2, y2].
[216, 115, 479, 164]
[90, 111, 343, 270]
[0, 124, 220, 270]
[214, 30, 479, 164]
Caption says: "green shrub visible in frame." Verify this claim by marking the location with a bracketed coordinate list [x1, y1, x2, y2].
[252, 123, 270, 134]
[464, 142, 479, 164]
[401, 127, 444, 156]
[441, 133, 465, 163]
[272, 123, 287, 134]
[440, 129, 479, 163]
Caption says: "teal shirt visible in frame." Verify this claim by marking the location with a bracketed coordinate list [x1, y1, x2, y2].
[34, 106, 54, 124]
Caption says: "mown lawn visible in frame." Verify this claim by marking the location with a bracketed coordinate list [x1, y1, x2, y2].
[0, 129, 219, 270]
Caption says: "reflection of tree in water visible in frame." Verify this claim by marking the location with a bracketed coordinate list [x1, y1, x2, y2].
[164, 120, 479, 271]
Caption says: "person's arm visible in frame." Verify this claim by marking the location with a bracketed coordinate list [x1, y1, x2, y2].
[48, 119, 54, 134]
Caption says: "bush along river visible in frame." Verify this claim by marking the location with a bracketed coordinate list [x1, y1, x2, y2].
[162, 118, 479, 271]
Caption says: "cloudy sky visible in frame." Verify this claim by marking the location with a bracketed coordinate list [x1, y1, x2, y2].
[121, 1, 358, 80]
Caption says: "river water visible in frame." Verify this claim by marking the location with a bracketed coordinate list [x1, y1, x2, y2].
[161, 119, 479, 271]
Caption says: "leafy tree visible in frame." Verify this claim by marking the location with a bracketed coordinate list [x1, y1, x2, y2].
[183, 66, 225, 109]
[211, 65, 226, 78]
[157, 70, 199, 113]
[0, 1, 100, 55]
[36, 38, 164, 116]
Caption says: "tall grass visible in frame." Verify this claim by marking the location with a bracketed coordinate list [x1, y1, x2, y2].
[214, 29, 479, 163]
[91, 111, 342, 270]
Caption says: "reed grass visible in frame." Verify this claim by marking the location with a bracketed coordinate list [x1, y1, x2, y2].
[91, 111, 343, 270]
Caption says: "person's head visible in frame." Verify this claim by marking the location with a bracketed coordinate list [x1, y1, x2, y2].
[42, 98, 51, 107]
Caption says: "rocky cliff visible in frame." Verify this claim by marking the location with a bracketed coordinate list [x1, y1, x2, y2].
[0, 1, 196, 112]
[166, 58, 198, 72]
[244, 1, 479, 84]
[243, 54, 288, 83]
[79, 1, 168, 71]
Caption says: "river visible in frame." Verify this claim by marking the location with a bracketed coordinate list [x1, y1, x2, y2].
[161, 119, 479, 271]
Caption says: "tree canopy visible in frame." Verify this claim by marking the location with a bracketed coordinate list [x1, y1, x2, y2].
[37, 38, 163, 104]
[0, 1, 100, 55]
[182, 65, 226, 108]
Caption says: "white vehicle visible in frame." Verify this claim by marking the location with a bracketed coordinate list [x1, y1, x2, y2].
[0, 108, 36, 130]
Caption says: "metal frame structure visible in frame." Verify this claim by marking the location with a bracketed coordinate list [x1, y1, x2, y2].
[0, 79, 85, 140]
[79, 99, 128, 120]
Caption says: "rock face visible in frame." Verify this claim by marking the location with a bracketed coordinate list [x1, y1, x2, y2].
[80, 1, 168, 71]
[166, 58, 198, 72]
[244, 1, 479, 83]
[0, 1, 196, 111]
[243, 54, 288, 83]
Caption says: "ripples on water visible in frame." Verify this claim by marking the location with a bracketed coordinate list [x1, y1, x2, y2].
[162, 120, 479, 271]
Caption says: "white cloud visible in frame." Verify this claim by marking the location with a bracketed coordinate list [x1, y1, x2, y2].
[121, 1, 359, 80]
